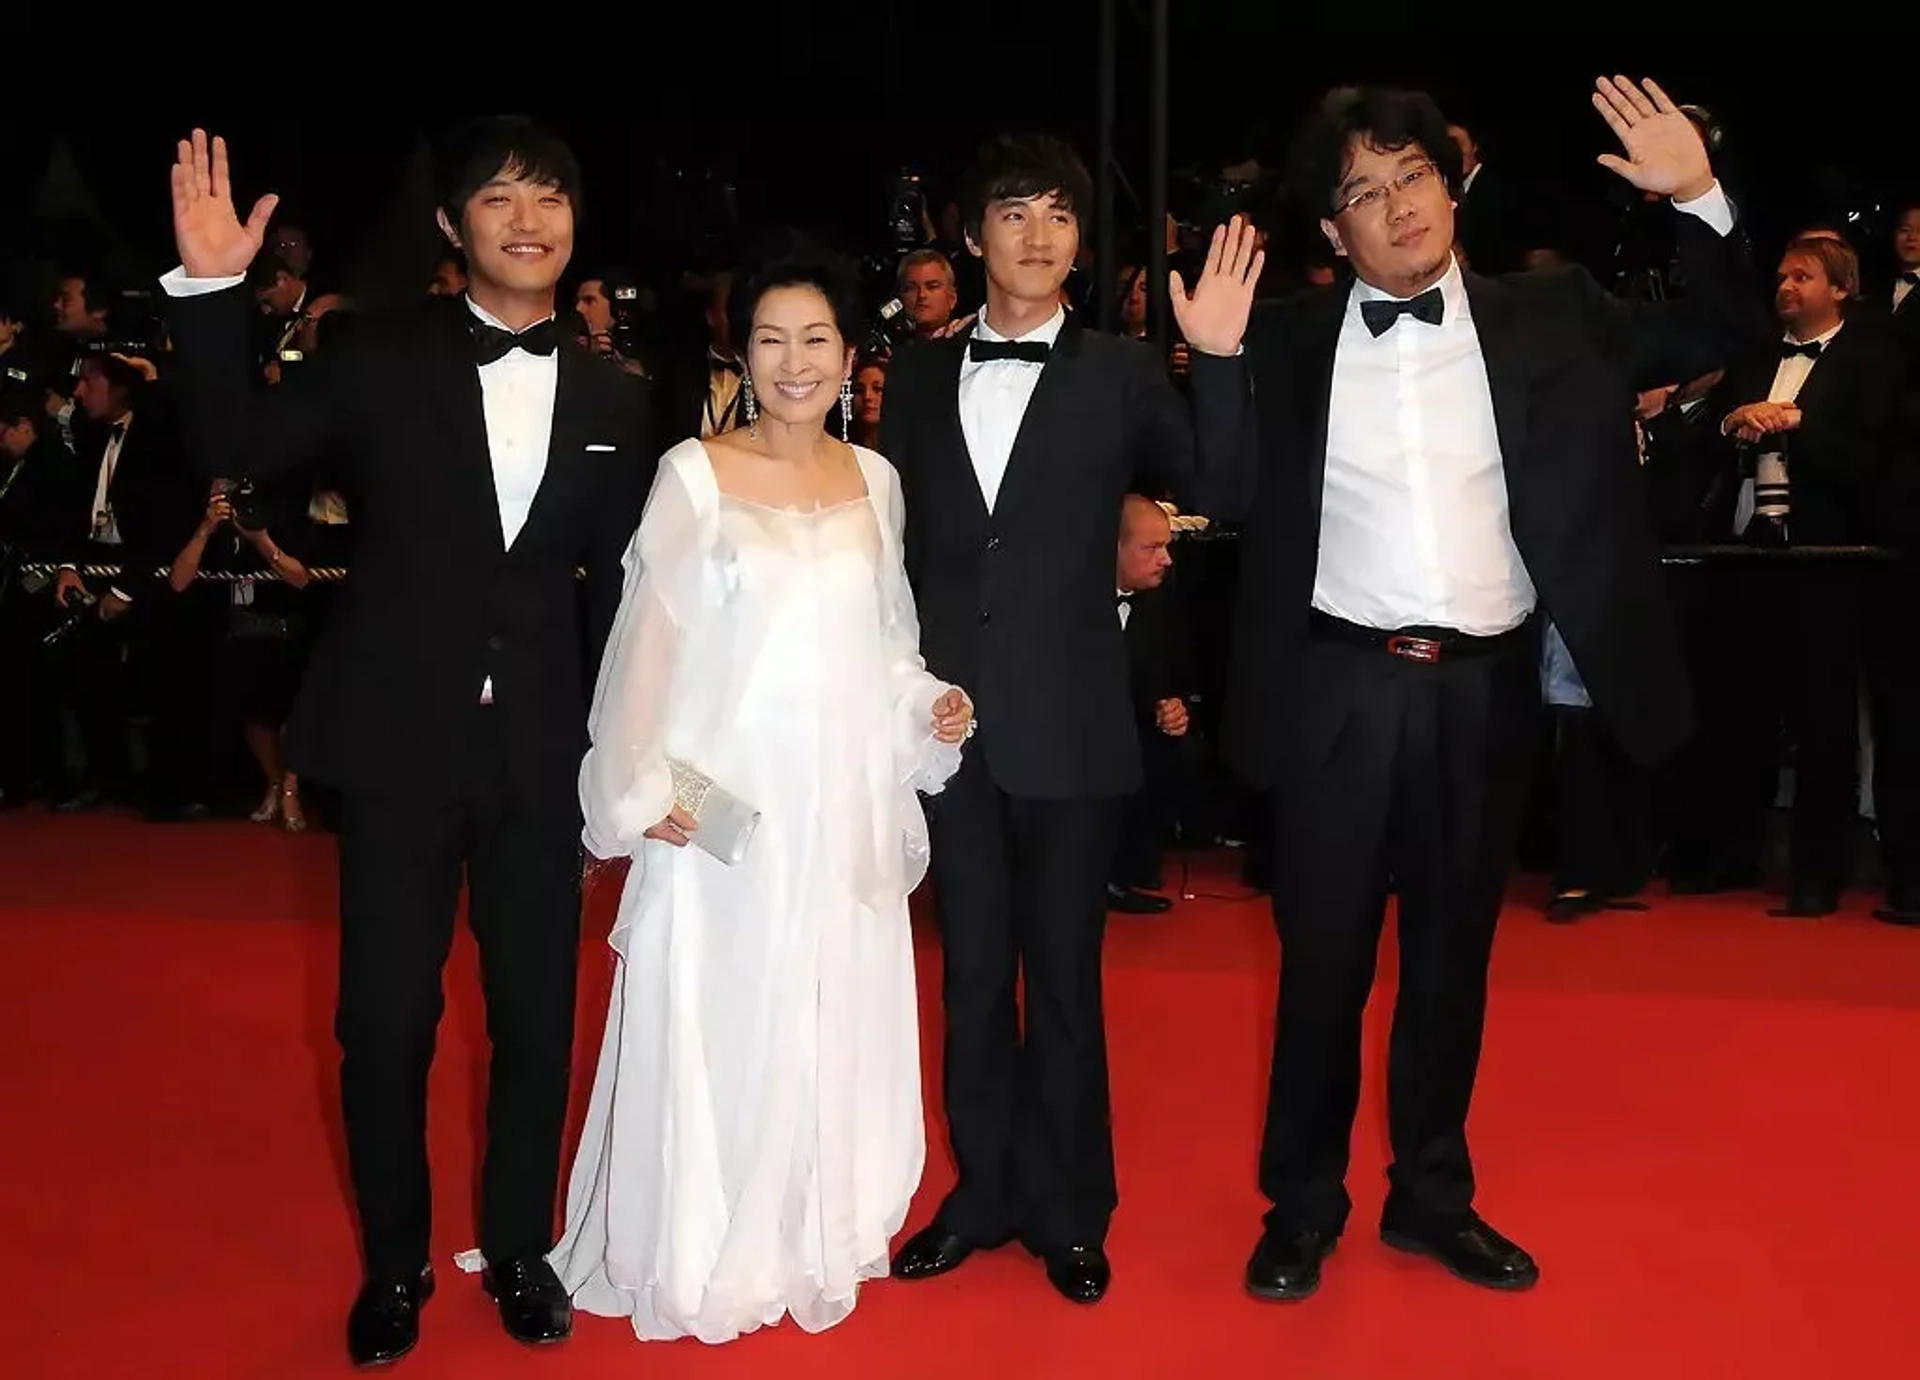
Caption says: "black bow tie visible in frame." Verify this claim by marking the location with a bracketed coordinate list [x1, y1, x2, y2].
[1900, 271, 1919, 286]
[107, 421, 126, 440]
[1116, 593, 1132, 605]
[969, 337, 1051, 364]
[1360, 287, 1444, 337]
[471, 317, 558, 365]
[1780, 339, 1823, 360]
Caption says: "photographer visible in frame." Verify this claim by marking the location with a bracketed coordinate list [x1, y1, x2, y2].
[166, 475, 316, 830]
[572, 268, 650, 377]
[45, 352, 190, 815]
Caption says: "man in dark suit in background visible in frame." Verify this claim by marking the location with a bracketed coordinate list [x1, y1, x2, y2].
[1177, 76, 1762, 1302]
[882, 132, 1256, 1305]
[160, 121, 651, 1367]
[1109, 494, 1195, 915]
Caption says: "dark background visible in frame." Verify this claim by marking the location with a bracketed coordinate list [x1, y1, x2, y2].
[4, 4, 1907, 293]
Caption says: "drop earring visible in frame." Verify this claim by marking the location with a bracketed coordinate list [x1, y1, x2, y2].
[839, 377, 854, 440]
[742, 374, 758, 436]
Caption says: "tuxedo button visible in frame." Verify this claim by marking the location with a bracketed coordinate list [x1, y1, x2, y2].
[978, 610, 991, 626]
[984, 535, 1001, 552]
[487, 635, 503, 651]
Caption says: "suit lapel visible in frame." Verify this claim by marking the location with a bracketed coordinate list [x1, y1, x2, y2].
[513, 343, 588, 553]
[428, 304, 505, 551]
[993, 319, 1084, 515]
[930, 334, 988, 527]
[1462, 272, 1530, 481]
[1299, 289, 1345, 532]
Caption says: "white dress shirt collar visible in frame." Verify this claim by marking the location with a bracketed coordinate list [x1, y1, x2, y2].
[1348, 254, 1467, 317]
[464, 295, 556, 333]
[975, 303, 1067, 345]
[1783, 320, 1844, 350]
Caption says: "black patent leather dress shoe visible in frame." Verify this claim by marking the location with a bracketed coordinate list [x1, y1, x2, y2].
[1769, 887, 1838, 919]
[1244, 1228, 1337, 1301]
[347, 1265, 434, 1367]
[1043, 1245, 1110, 1303]
[482, 1255, 572, 1346]
[1380, 1213, 1539, 1290]
[1106, 884, 1172, 915]
[892, 1223, 1008, 1280]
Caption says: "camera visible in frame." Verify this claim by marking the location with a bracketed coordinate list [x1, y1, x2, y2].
[886, 172, 928, 251]
[864, 297, 916, 357]
[224, 478, 270, 531]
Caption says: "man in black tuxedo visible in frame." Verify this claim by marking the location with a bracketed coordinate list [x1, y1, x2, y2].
[1110, 494, 1194, 914]
[160, 123, 651, 1366]
[1676, 235, 1907, 916]
[882, 133, 1255, 1304]
[1178, 77, 1762, 1300]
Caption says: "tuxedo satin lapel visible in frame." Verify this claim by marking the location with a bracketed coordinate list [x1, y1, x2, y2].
[1301, 289, 1345, 532]
[1462, 273, 1530, 477]
[429, 305, 505, 551]
[994, 319, 1084, 515]
[935, 334, 989, 527]
[513, 343, 587, 553]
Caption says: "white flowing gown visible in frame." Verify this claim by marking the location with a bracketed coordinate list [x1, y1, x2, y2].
[547, 438, 962, 1343]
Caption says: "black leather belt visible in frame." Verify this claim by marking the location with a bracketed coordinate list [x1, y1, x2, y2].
[1308, 609, 1533, 663]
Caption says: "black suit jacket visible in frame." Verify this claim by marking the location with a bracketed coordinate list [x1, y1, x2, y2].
[1191, 206, 1764, 784]
[164, 285, 652, 798]
[1713, 325, 1910, 547]
[1120, 582, 1191, 729]
[881, 319, 1208, 799]
[65, 397, 193, 601]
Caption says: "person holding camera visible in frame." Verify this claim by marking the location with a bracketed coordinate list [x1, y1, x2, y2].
[165, 477, 316, 830]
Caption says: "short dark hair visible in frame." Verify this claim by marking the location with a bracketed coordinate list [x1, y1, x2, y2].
[727, 230, 865, 352]
[80, 352, 144, 398]
[1289, 85, 1462, 217]
[434, 115, 583, 224]
[0, 383, 43, 428]
[959, 133, 1094, 244]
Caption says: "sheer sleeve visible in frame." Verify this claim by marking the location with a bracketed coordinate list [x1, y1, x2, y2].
[875, 458, 965, 797]
[579, 453, 705, 859]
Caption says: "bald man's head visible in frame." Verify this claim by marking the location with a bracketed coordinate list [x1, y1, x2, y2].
[1118, 495, 1173, 591]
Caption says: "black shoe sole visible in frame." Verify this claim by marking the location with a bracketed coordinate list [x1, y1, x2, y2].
[1244, 1237, 1336, 1302]
[1380, 1229, 1539, 1290]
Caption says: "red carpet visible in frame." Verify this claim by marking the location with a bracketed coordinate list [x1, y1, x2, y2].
[3, 811, 1916, 1379]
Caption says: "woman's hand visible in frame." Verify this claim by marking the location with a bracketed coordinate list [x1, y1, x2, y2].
[931, 687, 974, 744]
[644, 805, 698, 847]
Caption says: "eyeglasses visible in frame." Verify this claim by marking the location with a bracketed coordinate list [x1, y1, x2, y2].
[1333, 162, 1440, 218]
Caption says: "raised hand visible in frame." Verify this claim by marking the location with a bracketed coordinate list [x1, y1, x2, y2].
[1591, 77, 1714, 204]
[171, 129, 279, 279]
[1170, 215, 1264, 357]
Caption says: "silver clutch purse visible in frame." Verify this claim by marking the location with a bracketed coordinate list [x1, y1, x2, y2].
[667, 759, 761, 866]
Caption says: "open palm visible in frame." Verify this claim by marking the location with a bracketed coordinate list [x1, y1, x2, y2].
[1170, 216, 1263, 357]
[170, 129, 279, 279]
[1591, 77, 1712, 200]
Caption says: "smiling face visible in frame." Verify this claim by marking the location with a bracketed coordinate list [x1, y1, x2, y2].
[969, 191, 1079, 312]
[745, 284, 854, 430]
[436, 168, 574, 301]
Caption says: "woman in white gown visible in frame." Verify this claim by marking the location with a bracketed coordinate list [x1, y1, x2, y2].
[547, 240, 973, 1344]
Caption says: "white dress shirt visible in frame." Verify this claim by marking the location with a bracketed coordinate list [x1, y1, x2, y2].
[90, 413, 129, 548]
[1727, 319, 1843, 534]
[959, 305, 1065, 511]
[1894, 271, 1916, 313]
[1313, 183, 1736, 635]
[158, 267, 561, 700]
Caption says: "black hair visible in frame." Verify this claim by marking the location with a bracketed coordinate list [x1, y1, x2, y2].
[80, 352, 144, 398]
[726, 230, 865, 354]
[434, 115, 583, 225]
[1288, 85, 1463, 217]
[0, 383, 43, 428]
[958, 133, 1094, 244]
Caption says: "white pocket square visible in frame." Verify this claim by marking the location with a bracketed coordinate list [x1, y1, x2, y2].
[585, 443, 617, 453]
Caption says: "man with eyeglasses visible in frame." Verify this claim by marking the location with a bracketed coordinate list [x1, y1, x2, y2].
[1171, 77, 1763, 1301]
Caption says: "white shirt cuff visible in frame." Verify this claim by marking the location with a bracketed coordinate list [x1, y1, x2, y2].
[159, 266, 246, 297]
[1672, 181, 1734, 237]
[108, 586, 132, 603]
